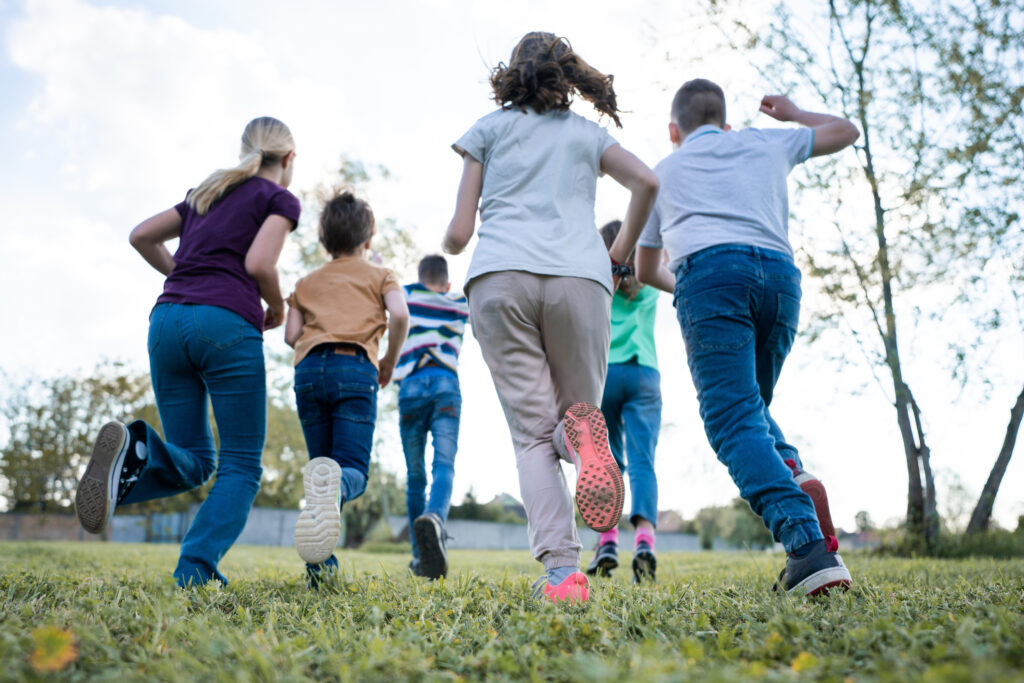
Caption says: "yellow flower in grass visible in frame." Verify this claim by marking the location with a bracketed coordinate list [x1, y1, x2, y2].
[29, 626, 78, 672]
[790, 651, 818, 673]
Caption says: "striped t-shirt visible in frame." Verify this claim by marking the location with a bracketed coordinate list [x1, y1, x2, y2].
[393, 283, 470, 381]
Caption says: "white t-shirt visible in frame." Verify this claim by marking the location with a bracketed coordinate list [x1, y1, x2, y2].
[639, 124, 814, 275]
[453, 107, 619, 293]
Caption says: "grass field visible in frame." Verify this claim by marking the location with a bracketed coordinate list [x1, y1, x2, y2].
[1, 542, 1023, 681]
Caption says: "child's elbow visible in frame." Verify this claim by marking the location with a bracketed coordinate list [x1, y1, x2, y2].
[638, 170, 659, 197]
[843, 121, 861, 146]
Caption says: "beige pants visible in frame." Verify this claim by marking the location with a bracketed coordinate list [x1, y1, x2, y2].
[467, 271, 611, 570]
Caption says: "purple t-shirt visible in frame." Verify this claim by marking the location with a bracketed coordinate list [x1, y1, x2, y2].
[158, 176, 301, 331]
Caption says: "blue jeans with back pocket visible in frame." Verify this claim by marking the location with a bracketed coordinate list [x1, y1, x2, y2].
[125, 302, 268, 586]
[673, 244, 822, 552]
[293, 346, 379, 504]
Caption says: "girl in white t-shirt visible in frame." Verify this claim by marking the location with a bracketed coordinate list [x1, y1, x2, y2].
[444, 31, 658, 603]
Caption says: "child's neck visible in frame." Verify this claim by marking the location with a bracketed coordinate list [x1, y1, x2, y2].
[333, 248, 365, 260]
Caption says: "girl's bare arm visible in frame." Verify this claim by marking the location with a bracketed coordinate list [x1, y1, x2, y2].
[599, 144, 659, 265]
[128, 208, 181, 276]
[443, 155, 483, 255]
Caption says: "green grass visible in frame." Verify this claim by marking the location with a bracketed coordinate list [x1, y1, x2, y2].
[1, 542, 1023, 681]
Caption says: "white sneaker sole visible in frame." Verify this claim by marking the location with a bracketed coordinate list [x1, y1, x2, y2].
[295, 458, 342, 564]
[75, 421, 129, 535]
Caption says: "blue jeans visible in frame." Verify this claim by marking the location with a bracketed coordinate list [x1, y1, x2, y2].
[125, 303, 267, 586]
[601, 361, 661, 527]
[673, 245, 822, 552]
[293, 347, 378, 503]
[398, 368, 461, 560]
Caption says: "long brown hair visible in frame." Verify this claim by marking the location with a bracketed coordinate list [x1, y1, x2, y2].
[600, 220, 641, 298]
[490, 32, 622, 128]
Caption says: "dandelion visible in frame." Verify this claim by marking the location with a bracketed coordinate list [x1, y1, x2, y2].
[790, 651, 818, 673]
[29, 626, 78, 673]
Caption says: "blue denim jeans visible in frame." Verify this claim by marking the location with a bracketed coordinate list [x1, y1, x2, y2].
[673, 245, 822, 552]
[601, 361, 661, 527]
[398, 368, 461, 560]
[124, 303, 267, 586]
[294, 346, 378, 503]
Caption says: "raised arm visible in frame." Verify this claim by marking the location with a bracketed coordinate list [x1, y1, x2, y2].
[443, 154, 483, 255]
[378, 289, 410, 388]
[599, 144, 659, 266]
[759, 95, 860, 157]
[244, 214, 292, 330]
[129, 208, 182, 276]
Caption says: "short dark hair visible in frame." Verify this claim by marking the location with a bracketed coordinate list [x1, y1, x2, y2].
[319, 190, 375, 257]
[671, 79, 726, 133]
[418, 254, 449, 286]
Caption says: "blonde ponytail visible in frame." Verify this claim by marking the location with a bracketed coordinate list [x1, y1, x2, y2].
[187, 116, 295, 215]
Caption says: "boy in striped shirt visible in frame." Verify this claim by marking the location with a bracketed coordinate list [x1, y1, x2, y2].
[396, 255, 470, 579]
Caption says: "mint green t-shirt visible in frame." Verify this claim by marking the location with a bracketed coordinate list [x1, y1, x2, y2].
[609, 285, 659, 370]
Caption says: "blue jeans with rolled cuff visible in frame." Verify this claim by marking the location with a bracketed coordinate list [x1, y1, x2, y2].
[398, 367, 461, 560]
[673, 244, 822, 553]
[124, 303, 268, 587]
[601, 361, 661, 527]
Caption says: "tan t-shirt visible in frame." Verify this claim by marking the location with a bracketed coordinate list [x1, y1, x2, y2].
[287, 255, 402, 368]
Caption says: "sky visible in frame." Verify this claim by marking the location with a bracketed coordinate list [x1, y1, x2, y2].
[0, 0, 1021, 532]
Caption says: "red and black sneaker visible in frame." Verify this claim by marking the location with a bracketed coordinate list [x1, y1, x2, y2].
[773, 540, 852, 596]
[562, 403, 624, 533]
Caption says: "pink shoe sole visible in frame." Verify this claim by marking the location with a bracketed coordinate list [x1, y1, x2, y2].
[563, 403, 624, 533]
[544, 571, 590, 603]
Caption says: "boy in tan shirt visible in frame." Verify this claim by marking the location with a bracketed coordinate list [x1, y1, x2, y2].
[285, 190, 409, 587]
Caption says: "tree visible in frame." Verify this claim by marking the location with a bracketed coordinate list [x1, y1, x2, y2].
[707, 0, 1024, 549]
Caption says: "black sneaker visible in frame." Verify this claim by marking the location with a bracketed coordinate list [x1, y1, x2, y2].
[75, 421, 147, 534]
[306, 554, 339, 591]
[409, 559, 422, 576]
[632, 540, 657, 584]
[413, 513, 449, 580]
[773, 540, 852, 596]
[585, 541, 619, 577]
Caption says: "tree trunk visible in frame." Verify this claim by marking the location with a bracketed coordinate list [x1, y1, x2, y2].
[966, 382, 1024, 534]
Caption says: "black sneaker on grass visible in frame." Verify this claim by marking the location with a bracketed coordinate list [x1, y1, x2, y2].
[413, 513, 449, 580]
[585, 541, 619, 577]
[307, 554, 339, 591]
[632, 540, 657, 584]
[773, 539, 851, 596]
[75, 421, 147, 534]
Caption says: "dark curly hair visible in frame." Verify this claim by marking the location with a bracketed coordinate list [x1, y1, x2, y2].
[490, 32, 622, 128]
[319, 190, 375, 258]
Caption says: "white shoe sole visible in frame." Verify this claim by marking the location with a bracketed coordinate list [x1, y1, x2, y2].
[295, 458, 342, 564]
[75, 421, 129, 535]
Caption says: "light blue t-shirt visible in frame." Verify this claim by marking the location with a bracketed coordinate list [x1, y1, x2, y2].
[453, 107, 618, 293]
[638, 124, 814, 274]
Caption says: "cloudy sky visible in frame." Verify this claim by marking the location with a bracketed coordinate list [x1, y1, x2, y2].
[1, 0, 1020, 532]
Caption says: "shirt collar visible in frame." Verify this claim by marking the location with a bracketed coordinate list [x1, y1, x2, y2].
[683, 124, 725, 145]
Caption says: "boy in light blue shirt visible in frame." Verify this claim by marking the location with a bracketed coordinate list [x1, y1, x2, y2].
[636, 79, 860, 596]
